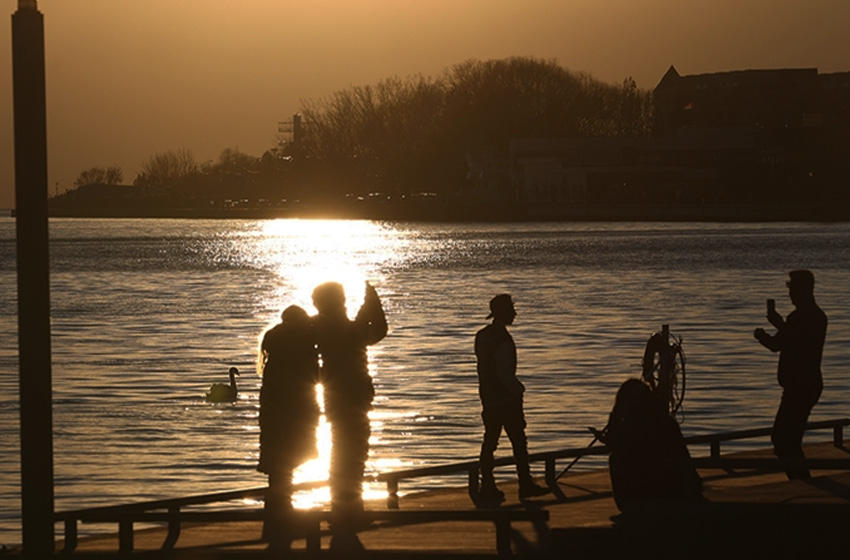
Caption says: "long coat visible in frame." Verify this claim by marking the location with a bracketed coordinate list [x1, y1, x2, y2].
[257, 321, 319, 474]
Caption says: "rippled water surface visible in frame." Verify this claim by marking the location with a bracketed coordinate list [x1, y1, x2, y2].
[2, 218, 850, 543]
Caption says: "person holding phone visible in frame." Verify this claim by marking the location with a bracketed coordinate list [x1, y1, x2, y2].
[754, 269, 827, 479]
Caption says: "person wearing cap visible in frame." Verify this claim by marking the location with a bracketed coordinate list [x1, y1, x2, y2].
[475, 294, 549, 502]
[754, 269, 827, 479]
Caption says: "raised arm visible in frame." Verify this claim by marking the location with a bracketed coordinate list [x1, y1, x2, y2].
[767, 308, 785, 330]
[356, 282, 388, 345]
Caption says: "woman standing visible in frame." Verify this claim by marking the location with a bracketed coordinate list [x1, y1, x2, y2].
[257, 305, 319, 549]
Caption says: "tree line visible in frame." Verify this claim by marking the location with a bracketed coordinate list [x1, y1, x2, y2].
[57, 57, 654, 210]
[296, 57, 651, 200]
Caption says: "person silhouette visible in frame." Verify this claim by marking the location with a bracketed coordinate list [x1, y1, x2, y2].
[475, 294, 549, 503]
[311, 281, 387, 538]
[597, 378, 702, 513]
[256, 304, 320, 549]
[754, 269, 828, 479]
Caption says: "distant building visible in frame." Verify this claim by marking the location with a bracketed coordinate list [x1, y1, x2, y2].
[509, 129, 762, 211]
[466, 66, 850, 218]
[653, 65, 850, 134]
[654, 66, 819, 133]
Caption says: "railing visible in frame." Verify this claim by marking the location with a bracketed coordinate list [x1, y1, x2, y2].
[54, 417, 850, 550]
[683, 417, 848, 458]
[375, 443, 611, 508]
[379, 417, 850, 506]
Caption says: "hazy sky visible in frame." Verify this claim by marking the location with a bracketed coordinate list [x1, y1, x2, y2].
[2, 0, 848, 209]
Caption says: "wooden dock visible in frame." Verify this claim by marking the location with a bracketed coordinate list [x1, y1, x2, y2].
[48, 439, 850, 558]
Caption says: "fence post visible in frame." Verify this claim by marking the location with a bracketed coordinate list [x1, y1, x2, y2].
[62, 519, 77, 553]
[164, 506, 181, 549]
[386, 477, 399, 509]
[545, 458, 556, 488]
[118, 519, 134, 553]
[468, 467, 479, 501]
[495, 519, 510, 555]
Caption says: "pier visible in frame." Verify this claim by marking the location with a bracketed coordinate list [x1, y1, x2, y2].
[38, 419, 850, 557]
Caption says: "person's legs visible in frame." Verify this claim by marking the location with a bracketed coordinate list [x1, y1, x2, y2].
[479, 406, 504, 498]
[325, 405, 370, 550]
[329, 406, 371, 513]
[502, 401, 531, 481]
[771, 388, 820, 479]
[503, 400, 549, 497]
[264, 468, 294, 548]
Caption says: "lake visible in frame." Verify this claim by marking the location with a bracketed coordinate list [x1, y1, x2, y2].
[1, 218, 849, 544]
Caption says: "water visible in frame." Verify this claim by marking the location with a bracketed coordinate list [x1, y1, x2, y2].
[2, 218, 850, 544]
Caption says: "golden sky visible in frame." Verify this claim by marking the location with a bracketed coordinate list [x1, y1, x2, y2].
[2, 0, 848, 208]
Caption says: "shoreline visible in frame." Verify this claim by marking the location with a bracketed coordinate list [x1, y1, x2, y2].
[31, 202, 850, 222]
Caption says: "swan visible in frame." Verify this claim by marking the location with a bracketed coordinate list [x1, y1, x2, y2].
[206, 367, 239, 403]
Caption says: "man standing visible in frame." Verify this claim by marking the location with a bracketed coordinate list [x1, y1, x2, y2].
[475, 294, 549, 502]
[312, 281, 387, 529]
[754, 269, 827, 479]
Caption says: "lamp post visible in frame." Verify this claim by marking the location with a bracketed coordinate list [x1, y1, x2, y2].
[12, 0, 55, 554]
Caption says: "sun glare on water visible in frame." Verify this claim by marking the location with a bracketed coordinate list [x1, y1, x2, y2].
[253, 219, 403, 316]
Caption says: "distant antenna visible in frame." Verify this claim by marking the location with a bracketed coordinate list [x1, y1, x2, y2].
[277, 113, 303, 147]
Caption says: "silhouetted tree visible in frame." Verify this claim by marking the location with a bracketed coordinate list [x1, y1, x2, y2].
[442, 57, 585, 144]
[301, 75, 447, 197]
[75, 165, 123, 187]
[214, 147, 260, 174]
[199, 148, 271, 201]
[297, 57, 655, 199]
[613, 77, 654, 137]
[135, 148, 198, 188]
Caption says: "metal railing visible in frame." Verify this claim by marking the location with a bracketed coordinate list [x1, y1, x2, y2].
[54, 417, 850, 549]
[379, 417, 850, 505]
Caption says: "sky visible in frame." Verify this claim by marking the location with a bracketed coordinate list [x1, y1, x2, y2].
[1, 0, 849, 209]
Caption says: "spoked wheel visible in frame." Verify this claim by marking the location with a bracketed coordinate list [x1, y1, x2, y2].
[641, 329, 686, 416]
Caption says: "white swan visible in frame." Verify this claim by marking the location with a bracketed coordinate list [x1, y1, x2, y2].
[206, 367, 239, 403]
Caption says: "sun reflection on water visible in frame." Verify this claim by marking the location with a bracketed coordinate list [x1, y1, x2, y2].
[251, 219, 404, 317]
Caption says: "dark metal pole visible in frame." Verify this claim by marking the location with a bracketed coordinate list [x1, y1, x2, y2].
[12, 0, 55, 554]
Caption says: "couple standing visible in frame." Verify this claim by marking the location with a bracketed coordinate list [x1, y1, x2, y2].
[257, 281, 387, 547]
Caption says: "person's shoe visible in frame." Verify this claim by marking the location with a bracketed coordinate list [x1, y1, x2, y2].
[518, 481, 550, 500]
[478, 484, 506, 503]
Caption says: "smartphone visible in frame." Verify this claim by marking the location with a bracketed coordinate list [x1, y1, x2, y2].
[767, 298, 776, 314]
